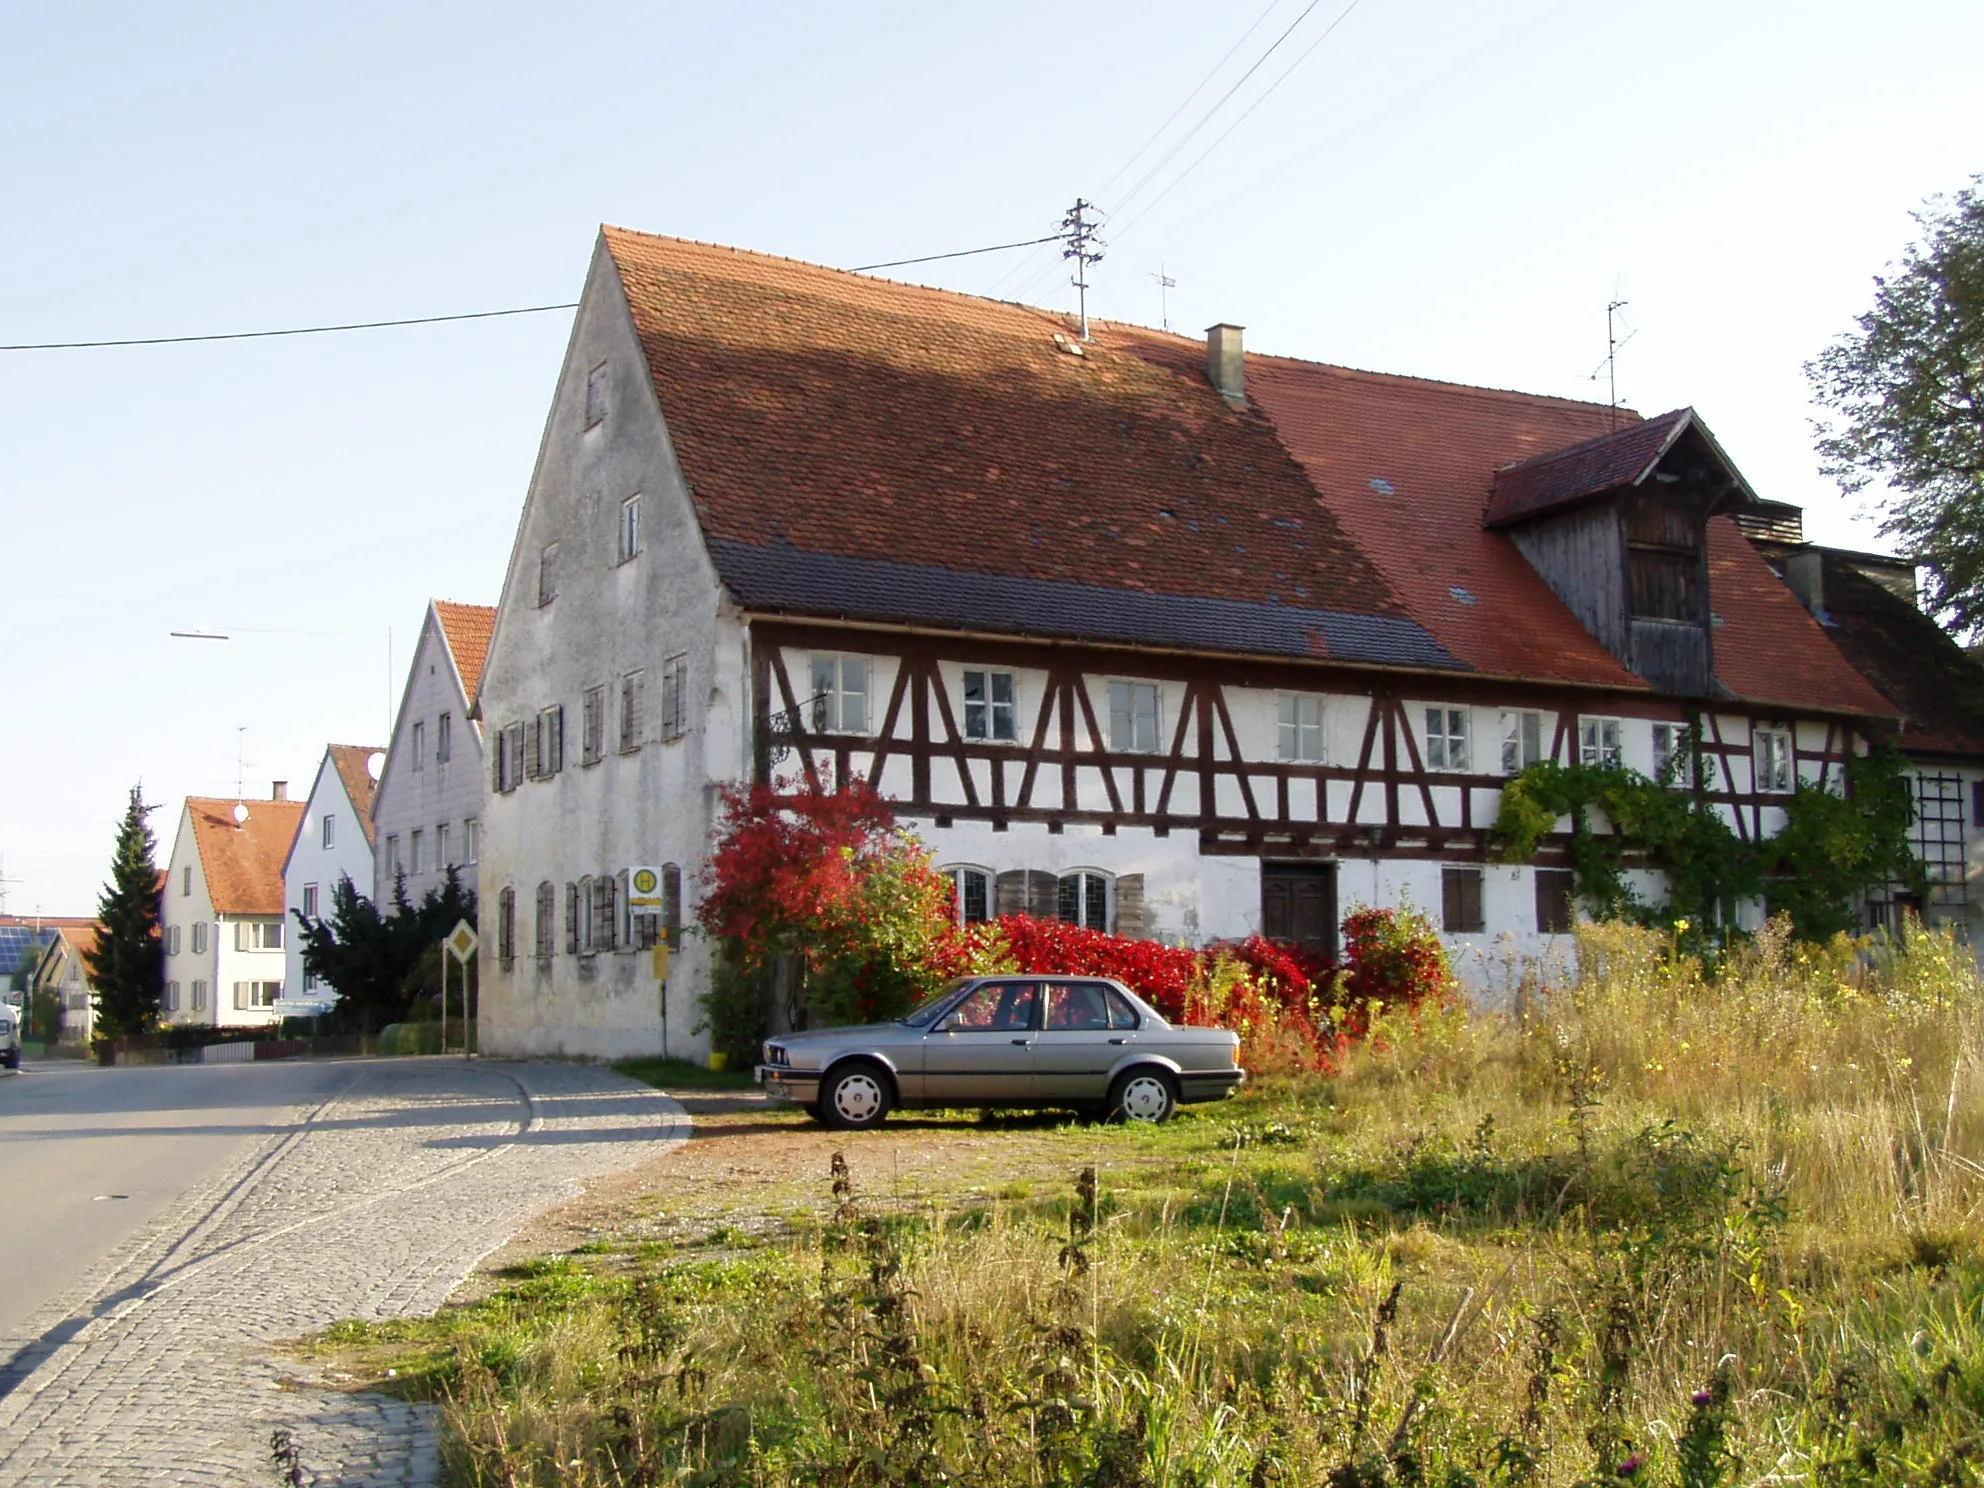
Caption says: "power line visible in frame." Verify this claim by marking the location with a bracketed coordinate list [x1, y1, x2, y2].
[1105, 0, 1332, 221]
[1112, 0, 1365, 242]
[850, 234, 1061, 273]
[0, 301, 580, 352]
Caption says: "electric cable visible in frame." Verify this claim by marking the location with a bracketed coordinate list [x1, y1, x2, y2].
[850, 234, 1060, 273]
[1, 302, 579, 352]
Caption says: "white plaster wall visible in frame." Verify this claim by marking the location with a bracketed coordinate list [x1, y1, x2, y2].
[284, 752, 378, 1002]
[372, 607, 486, 907]
[478, 241, 740, 1061]
[159, 803, 216, 1026]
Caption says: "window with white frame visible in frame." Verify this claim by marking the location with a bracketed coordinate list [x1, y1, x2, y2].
[165, 981, 180, 1012]
[234, 920, 284, 951]
[464, 817, 479, 865]
[1108, 681, 1160, 753]
[1501, 710, 1546, 774]
[537, 542, 559, 607]
[1058, 870, 1111, 931]
[192, 922, 207, 954]
[302, 883, 318, 919]
[618, 494, 641, 564]
[232, 980, 282, 1010]
[1754, 727, 1794, 794]
[809, 656, 869, 734]
[182, 866, 192, 896]
[386, 835, 401, 875]
[619, 670, 646, 751]
[409, 829, 424, 875]
[436, 823, 450, 869]
[437, 712, 453, 764]
[963, 671, 1017, 742]
[411, 720, 426, 772]
[1579, 716, 1624, 769]
[660, 654, 689, 740]
[1652, 722, 1694, 788]
[1277, 693, 1325, 762]
[496, 723, 524, 791]
[321, 814, 335, 850]
[584, 360, 608, 429]
[943, 866, 991, 924]
[168, 924, 181, 955]
[191, 980, 208, 1012]
[534, 704, 565, 777]
[1424, 706, 1470, 771]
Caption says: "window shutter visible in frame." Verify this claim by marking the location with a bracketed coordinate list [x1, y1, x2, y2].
[1113, 873, 1146, 938]
[1025, 870, 1058, 920]
[524, 716, 541, 780]
[994, 871, 1026, 918]
[494, 736, 506, 793]
[662, 864, 682, 948]
[565, 883, 579, 954]
[551, 707, 565, 774]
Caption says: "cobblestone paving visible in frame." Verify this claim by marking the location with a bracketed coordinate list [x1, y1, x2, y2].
[0, 1059, 688, 1487]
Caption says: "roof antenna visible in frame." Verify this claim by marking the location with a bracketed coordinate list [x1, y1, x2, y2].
[1152, 263, 1177, 333]
[1589, 294, 1636, 431]
[0, 854, 20, 916]
[1061, 199, 1105, 341]
[235, 725, 248, 804]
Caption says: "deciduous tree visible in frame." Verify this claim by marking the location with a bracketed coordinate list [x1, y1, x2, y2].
[1808, 177, 1984, 630]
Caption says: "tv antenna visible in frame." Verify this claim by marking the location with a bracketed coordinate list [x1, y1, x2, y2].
[0, 854, 21, 916]
[1060, 199, 1105, 340]
[1589, 297, 1636, 429]
[1152, 263, 1177, 333]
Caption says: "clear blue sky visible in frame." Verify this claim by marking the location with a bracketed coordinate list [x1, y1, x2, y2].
[4, 0, 1978, 915]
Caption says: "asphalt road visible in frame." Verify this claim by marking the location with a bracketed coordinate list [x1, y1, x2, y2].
[0, 1057, 352, 1339]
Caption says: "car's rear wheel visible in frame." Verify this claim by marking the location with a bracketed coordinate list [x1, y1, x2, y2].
[820, 1063, 892, 1131]
[1107, 1069, 1177, 1124]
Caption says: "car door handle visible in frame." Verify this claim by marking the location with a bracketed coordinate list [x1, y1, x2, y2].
[1108, 1037, 1127, 1045]
[1011, 1038, 1032, 1046]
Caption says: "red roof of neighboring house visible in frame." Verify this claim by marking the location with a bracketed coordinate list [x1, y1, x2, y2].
[433, 600, 496, 703]
[186, 798, 306, 917]
[594, 227, 1901, 719]
[326, 744, 384, 848]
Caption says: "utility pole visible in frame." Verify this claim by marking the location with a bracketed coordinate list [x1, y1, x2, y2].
[1152, 263, 1177, 333]
[1061, 199, 1105, 341]
[0, 855, 21, 916]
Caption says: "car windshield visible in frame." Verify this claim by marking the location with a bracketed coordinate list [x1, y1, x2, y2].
[899, 979, 974, 1028]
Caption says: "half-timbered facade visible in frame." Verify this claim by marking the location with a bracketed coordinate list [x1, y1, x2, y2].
[475, 227, 1900, 1060]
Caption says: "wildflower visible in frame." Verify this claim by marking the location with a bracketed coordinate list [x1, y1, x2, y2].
[1617, 1452, 1646, 1477]
[1674, 918, 1690, 933]
[1692, 1389, 1714, 1407]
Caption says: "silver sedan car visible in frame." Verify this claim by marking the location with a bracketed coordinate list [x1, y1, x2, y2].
[755, 974, 1245, 1129]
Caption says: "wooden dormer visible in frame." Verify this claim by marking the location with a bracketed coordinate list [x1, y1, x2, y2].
[1486, 409, 1758, 697]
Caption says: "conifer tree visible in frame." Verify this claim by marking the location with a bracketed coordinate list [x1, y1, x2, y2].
[84, 786, 164, 1039]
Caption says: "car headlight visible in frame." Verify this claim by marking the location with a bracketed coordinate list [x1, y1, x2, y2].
[765, 1043, 789, 1067]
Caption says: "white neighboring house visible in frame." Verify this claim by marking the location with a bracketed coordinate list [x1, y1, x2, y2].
[159, 787, 307, 1028]
[371, 600, 494, 908]
[283, 744, 383, 1005]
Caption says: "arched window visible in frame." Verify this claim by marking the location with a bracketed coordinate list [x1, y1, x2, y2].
[940, 865, 991, 925]
[1057, 871, 1110, 932]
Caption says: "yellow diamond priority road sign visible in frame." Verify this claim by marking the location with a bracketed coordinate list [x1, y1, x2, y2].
[446, 919, 479, 962]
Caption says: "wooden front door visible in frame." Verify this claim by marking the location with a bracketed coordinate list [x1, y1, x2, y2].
[1261, 863, 1337, 957]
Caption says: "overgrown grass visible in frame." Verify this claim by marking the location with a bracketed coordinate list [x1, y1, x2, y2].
[321, 918, 1984, 1486]
[612, 1057, 755, 1093]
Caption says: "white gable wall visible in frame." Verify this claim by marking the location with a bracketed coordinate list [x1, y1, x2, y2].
[285, 752, 379, 1003]
[372, 607, 487, 909]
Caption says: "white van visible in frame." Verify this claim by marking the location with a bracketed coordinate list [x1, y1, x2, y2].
[0, 998, 20, 1070]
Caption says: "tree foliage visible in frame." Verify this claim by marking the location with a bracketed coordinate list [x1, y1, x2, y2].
[82, 785, 164, 1040]
[1808, 177, 1984, 630]
[1490, 742, 1920, 943]
[294, 869, 477, 1034]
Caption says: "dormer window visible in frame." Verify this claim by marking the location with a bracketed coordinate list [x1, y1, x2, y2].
[1625, 496, 1704, 622]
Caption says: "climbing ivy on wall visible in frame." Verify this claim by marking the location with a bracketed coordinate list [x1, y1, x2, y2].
[1488, 728, 1921, 943]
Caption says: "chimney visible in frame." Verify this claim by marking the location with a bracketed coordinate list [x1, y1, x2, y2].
[271, 781, 288, 802]
[1783, 550, 1824, 615]
[1206, 323, 1245, 407]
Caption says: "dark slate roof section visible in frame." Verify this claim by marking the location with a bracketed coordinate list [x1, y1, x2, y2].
[1812, 554, 1984, 757]
[1484, 409, 1693, 527]
[711, 539, 1468, 671]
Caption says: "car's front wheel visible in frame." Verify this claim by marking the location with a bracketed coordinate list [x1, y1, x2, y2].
[1107, 1068, 1177, 1124]
[819, 1063, 892, 1131]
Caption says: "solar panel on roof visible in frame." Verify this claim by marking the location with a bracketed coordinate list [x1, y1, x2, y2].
[0, 926, 53, 977]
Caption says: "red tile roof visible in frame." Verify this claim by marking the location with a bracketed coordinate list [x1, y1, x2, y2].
[603, 228, 1410, 629]
[325, 744, 384, 848]
[186, 797, 306, 917]
[1485, 410, 1692, 527]
[595, 227, 1901, 720]
[433, 600, 496, 704]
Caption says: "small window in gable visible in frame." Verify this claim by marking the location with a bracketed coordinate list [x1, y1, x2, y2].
[437, 712, 453, 764]
[618, 494, 641, 564]
[321, 814, 335, 850]
[411, 720, 426, 772]
[537, 542, 559, 607]
[1424, 707, 1470, 771]
[584, 361, 608, 430]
